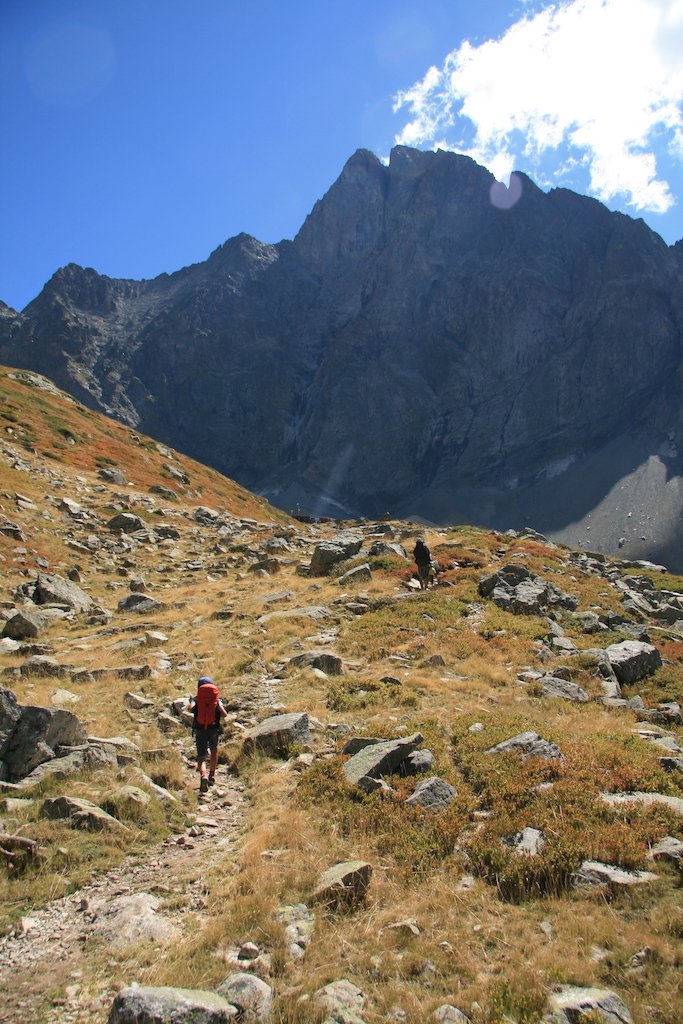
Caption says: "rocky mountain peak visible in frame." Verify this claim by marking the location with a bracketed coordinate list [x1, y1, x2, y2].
[2, 145, 683, 567]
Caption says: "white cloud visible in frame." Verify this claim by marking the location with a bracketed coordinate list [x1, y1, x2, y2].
[393, 0, 683, 212]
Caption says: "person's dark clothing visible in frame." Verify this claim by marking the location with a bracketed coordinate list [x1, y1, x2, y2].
[413, 539, 432, 589]
[195, 723, 220, 763]
[413, 540, 431, 566]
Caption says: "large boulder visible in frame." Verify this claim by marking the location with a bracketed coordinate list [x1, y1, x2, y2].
[242, 712, 310, 756]
[33, 573, 94, 613]
[605, 641, 662, 685]
[2, 704, 87, 781]
[405, 776, 457, 810]
[92, 893, 178, 946]
[478, 565, 577, 615]
[106, 512, 146, 533]
[536, 676, 590, 703]
[287, 651, 343, 675]
[16, 742, 118, 786]
[41, 795, 128, 831]
[543, 985, 633, 1023]
[108, 986, 237, 1024]
[1, 607, 68, 640]
[343, 732, 423, 786]
[117, 593, 166, 613]
[0, 688, 21, 755]
[309, 532, 364, 576]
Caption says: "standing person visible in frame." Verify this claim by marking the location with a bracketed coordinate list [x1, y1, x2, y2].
[188, 676, 228, 792]
[413, 536, 432, 590]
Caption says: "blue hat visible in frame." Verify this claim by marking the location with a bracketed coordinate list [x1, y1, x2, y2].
[198, 676, 214, 685]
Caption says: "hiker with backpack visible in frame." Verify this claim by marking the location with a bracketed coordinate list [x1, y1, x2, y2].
[413, 537, 432, 590]
[187, 676, 228, 792]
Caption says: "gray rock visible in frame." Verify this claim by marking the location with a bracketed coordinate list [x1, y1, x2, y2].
[502, 826, 546, 856]
[405, 776, 457, 810]
[117, 593, 165, 613]
[108, 986, 237, 1023]
[28, 573, 94, 612]
[400, 749, 435, 775]
[258, 605, 330, 623]
[0, 688, 21, 754]
[343, 732, 423, 786]
[357, 775, 395, 795]
[123, 691, 155, 710]
[434, 1007, 471, 1024]
[107, 512, 146, 533]
[571, 860, 657, 887]
[215, 973, 272, 1021]
[17, 742, 117, 785]
[337, 563, 372, 585]
[276, 903, 315, 958]
[368, 541, 407, 559]
[341, 737, 382, 756]
[479, 566, 576, 615]
[20, 655, 65, 677]
[288, 651, 343, 675]
[314, 979, 365, 1024]
[93, 893, 178, 946]
[649, 835, 683, 862]
[242, 712, 310, 756]
[310, 533, 364, 576]
[572, 611, 604, 634]
[2, 607, 68, 640]
[99, 466, 127, 485]
[41, 795, 128, 831]
[543, 985, 633, 1023]
[536, 676, 590, 703]
[311, 860, 372, 908]
[600, 791, 683, 815]
[484, 731, 563, 761]
[2, 703, 87, 781]
[605, 641, 662, 685]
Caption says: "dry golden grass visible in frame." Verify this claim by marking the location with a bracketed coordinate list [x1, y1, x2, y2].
[1, 370, 682, 1022]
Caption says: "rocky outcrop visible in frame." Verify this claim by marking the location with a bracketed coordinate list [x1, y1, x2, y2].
[0, 690, 87, 781]
[4, 147, 683, 567]
[484, 731, 563, 761]
[242, 712, 311, 756]
[479, 566, 577, 615]
[109, 986, 237, 1024]
[543, 986, 633, 1024]
[343, 732, 424, 786]
[311, 860, 373, 909]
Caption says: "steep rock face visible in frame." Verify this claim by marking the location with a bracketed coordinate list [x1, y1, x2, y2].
[2, 147, 683, 562]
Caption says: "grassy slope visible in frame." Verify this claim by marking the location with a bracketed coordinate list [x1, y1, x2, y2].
[0, 367, 681, 1023]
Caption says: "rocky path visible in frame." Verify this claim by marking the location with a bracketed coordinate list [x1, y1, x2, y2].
[0, 770, 248, 1024]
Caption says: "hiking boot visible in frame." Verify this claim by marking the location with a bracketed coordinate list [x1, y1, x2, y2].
[207, 776, 215, 787]
[200, 776, 209, 794]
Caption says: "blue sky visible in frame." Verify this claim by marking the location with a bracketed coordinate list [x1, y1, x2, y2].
[2, 0, 683, 312]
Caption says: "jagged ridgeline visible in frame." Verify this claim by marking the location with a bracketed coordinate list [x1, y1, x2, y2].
[0, 365, 681, 1022]
[2, 146, 683, 567]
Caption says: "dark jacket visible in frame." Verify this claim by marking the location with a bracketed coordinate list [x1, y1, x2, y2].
[413, 540, 431, 566]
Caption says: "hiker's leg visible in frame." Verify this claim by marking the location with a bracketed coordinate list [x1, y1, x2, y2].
[196, 728, 209, 785]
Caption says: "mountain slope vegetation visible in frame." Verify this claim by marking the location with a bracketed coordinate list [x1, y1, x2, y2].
[0, 367, 680, 1024]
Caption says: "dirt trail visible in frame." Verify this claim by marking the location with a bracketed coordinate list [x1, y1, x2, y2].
[0, 771, 248, 1024]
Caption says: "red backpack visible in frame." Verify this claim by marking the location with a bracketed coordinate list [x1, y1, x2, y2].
[194, 678, 220, 728]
